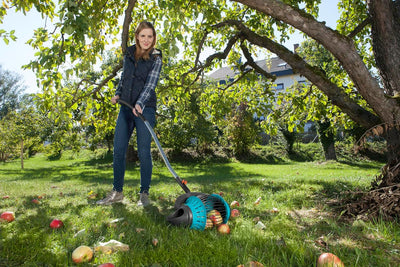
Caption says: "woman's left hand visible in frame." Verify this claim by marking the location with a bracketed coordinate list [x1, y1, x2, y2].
[133, 104, 142, 116]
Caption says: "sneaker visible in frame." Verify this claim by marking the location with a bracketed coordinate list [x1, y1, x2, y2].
[137, 192, 150, 207]
[96, 190, 124, 205]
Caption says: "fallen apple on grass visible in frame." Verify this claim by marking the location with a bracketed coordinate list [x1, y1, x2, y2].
[98, 263, 115, 267]
[230, 208, 240, 218]
[72, 245, 93, 263]
[50, 219, 63, 229]
[237, 261, 265, 267]
[31, 199, 40, 204]
[217, 223, 230, 234]
[230, 200, 240, 207]
[316, 252, 344, 267]
[152, 238, 159, 247]
[0, 211, 15, 222]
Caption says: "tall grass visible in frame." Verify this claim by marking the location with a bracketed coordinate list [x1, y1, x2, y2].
[0, 150, 399, 266]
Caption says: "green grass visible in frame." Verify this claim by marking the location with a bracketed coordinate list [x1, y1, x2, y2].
[0, 150, 399, 266]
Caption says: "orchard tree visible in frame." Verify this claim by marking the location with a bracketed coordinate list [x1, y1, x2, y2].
[0, 104, 42, 168]
[2, 0, 399, 219]
[0, 65, 25, 119]
[268, 39, 351, 161]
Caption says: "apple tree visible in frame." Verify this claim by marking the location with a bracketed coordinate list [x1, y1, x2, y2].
[0, 65, 26, 119]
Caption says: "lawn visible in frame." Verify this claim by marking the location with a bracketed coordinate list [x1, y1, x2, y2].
[0, 150, 399, 266]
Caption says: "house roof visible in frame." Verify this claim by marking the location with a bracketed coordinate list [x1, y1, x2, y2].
[208, 57, 293, 81]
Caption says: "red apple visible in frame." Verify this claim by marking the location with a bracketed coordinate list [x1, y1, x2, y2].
[316, 253, 344, 267]
[240, 261, 264, 267]
[50, 219, 63, 229]
[98, 263, 115, 267]
[152, 238, 159, 246]
[2, 195, 10, 199]
[246, 261, 264, 267]
[217, 223, 230, 234]
[207, 210, 223, 226]
[72, 245, 93, 263]
[230, 208, 240, 218]
[230, 200, 240, 207]
[0, 211, 15, 222]
[205, 218, 213, 229]
[32, 199, 40, 204]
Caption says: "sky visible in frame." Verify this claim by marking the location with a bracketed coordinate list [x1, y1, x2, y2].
[0, 1, 340, 94]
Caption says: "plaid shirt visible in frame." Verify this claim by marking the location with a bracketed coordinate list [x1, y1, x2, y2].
[136, 55, 162, 110]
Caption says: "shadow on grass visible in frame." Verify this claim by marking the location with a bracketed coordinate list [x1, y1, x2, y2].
[1, 153, 397, 266]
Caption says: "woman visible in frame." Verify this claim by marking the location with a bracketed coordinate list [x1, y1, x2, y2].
[97, 21, 162, 206]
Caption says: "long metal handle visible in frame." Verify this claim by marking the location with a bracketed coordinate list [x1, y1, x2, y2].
[116, 99, 190, 193]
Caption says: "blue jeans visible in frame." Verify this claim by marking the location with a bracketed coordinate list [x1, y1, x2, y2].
[113, 105, 156, 193]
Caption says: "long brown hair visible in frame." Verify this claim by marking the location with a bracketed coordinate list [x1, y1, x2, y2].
[134, 21, 157, 61]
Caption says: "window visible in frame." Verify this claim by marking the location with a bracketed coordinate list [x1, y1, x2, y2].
[275, 83, 284, 90]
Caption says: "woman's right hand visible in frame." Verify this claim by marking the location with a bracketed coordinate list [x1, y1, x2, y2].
[111, 95, 120, 105]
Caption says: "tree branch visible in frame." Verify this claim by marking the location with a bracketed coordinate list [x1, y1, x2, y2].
[232, 0, 399, 123]
[347, 17, 371, 39]
[67, 61, 123, 108]
[239, 42, 276, 81]
[221, 69, 252, 91]
[121, 0, 137, 54]
[66, 0, 136, 108]
[220, 19, 381, 128]
[181, 32, 241, 87]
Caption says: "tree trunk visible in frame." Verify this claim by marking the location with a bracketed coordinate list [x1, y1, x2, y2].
[367, 0, 400, 187]
[317, 121, 337, 161]
[126, 143, 138, 162]
[368, 0, 400, 96]
[280, 126, 296, 154]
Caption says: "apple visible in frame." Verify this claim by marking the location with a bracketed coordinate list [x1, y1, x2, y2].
[316, 253, 344, 267]
[230, 200, 240, 207]
[242, 261, 264, 267]
[2, 195, 10, 199]
[205, 218, 213, 229]
[50, 219, 63, 229]
[72, 245, 93, 263]
[207, 210, 223, 226]
[230, 208, 240, 218]
[209, 214, 223, 226]
[32, 199, 40, 204]
[217, 223, 230, 234]
[88, 194, 97, 199]
[98, 263, 115, 267]
[0, 211, 15, 222]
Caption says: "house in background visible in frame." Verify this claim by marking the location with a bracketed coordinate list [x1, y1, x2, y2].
[208, 45, 307, 96]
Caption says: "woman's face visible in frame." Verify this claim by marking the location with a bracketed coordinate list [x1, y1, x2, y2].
[137, 28, 154, 50]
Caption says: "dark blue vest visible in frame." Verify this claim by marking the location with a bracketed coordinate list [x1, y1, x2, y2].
[117, 45, 160, 108]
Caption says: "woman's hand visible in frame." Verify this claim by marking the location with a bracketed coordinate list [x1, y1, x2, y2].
[111, 95, 120, 105]
[133, 104, 142, 116]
